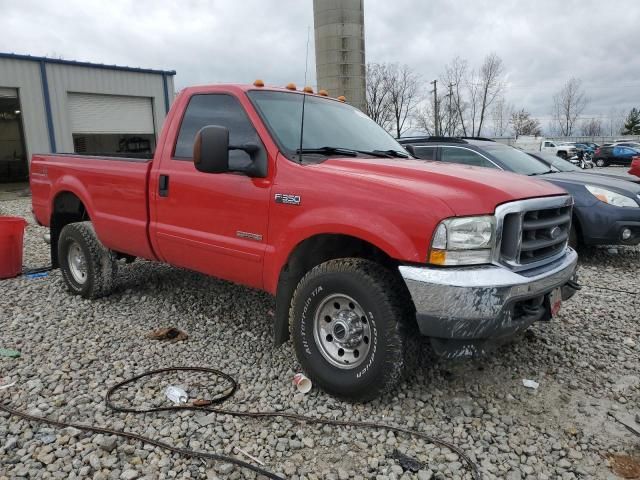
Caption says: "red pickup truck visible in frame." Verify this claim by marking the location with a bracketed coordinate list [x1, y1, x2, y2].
[31, 83, 579, 401]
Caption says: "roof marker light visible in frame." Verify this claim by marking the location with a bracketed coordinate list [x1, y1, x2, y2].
[318, 89, 328, 96]
[303, 86, 314, 93]
[253, 79, 264, 87]
[286, 83, 297, 90]
[337, 95, 346, 102]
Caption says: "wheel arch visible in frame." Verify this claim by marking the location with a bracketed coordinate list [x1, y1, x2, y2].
[272, 233, 414, 346]
[50, 191, 90, 267]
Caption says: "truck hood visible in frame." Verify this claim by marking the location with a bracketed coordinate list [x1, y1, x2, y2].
[318, 157, 567, 216]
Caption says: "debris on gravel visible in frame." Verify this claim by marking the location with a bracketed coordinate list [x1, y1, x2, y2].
[1, 197, 639, 479]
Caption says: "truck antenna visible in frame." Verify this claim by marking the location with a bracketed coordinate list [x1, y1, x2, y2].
[298, 26, 311, 164]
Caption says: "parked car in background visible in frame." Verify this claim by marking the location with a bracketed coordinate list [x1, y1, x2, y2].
[630, 157, 640, 179]
[532, 151, 640, 183]
[593, 145, 640, 167]
[612, 141, 640, 149]
[573, 142, 595, 155]
[514, 136, 578, 159]
[399, 137, 640, 248]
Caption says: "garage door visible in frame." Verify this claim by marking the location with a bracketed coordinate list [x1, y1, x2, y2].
[0, 87, 17, 98]
[67, 93, 154, 134]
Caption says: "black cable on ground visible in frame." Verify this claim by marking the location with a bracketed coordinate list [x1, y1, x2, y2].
[581, 284, 638, 296]
[22, 265, 53, 275]
[1, 366, 482, 480]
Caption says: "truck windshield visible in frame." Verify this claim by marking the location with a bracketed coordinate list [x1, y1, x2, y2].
[483, 145, 553, 176]
[248, 90, 407, 160]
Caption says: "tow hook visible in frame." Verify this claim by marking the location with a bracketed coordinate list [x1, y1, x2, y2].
[561, 275, 581, 301]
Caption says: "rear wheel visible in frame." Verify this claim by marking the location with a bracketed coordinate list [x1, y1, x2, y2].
[289, 258, 417, 402]
[58, 221, 117, 299]
[595, 158, 607, 167]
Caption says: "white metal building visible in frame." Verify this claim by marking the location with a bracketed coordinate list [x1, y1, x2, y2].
[0, 53, 176, 182]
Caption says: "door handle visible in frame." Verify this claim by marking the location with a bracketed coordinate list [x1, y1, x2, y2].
[159, 174, 169, 197]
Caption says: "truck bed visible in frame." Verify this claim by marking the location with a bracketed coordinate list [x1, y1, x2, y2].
[30, 153, 156, 260]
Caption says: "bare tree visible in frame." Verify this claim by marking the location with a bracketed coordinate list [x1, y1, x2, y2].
[551, 78, 588, 136]
[607, 107, 627, 136]
[491, 97, 513, 136]
[442, 54, 505, 137]
[510, 109, 542, 137]
[466, 68, 481, 137]
[580, 118, 602, 136]
[385, 64, 420, 138]
[475, 53, 505, 136]
[365, 63, 392, 131]
[414, 94, 448, 135]
[442, 57, 469, 136]
[413, 105, 435, 135]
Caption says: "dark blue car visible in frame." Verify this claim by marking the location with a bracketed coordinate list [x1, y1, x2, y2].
[594, 145, 640, 167]
[398, 137, 640, 247]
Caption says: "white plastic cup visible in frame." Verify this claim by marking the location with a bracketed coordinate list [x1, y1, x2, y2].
[165, 385, 188, 404]
[292, 373, 312, 394]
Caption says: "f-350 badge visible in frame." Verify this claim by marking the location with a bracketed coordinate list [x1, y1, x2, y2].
[274, 193, 301, 206]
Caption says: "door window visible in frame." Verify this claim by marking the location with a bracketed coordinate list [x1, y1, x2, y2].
[620, 147, 635, 156]
[440, 147, 496, 168]
[412, 146, 437, 160]
[174, 94, 262, 170]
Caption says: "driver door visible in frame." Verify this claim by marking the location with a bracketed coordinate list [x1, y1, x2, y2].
[151, 93, 271, 289]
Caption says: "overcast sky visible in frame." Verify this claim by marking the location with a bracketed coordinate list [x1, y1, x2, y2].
[3, 0, 639, 131]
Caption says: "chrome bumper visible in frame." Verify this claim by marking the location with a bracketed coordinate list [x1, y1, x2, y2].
[399, 248, 578, 341]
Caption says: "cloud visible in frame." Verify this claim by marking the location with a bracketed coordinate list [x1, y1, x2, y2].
[3, 0, 639, 121]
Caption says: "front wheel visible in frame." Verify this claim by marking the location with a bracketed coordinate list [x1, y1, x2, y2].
[595, 158, 607, 167]
[289, 259, 417, 402]
[58, 221, 117, 299]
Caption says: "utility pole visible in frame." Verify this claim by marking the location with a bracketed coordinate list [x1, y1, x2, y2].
[447, 82, 454, 136]
[431, 79, 438, 136]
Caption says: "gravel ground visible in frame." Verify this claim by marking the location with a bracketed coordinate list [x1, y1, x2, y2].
[1, 196, 639, 480]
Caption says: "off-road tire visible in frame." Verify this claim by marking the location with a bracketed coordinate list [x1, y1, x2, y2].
[58, 221, 117, 299]
[289, 258, 418, 402]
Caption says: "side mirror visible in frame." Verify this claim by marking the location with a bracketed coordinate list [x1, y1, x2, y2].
[193, 125, 229, 173]
[405, 145, 416, 156]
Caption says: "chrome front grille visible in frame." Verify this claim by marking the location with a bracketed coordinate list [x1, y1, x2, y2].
[495, 196, 573, 271]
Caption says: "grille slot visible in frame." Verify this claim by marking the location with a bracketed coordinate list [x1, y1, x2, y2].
[498, 199, 572, 269]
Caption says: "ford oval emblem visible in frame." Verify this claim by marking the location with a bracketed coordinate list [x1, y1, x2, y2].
[549, 226, 561, 239]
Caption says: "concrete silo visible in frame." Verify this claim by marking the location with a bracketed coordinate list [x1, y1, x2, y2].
[313, 0, 366, 112]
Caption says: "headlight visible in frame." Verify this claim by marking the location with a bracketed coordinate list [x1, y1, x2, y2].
[585, 185, 639, 208]
[429, 216, 495, 266]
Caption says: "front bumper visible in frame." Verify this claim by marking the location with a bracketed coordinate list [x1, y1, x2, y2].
[399, 248, 578, 344]
[576, 202, 640, 246]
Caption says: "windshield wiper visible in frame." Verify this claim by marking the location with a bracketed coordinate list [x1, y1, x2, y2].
[371, 149, 410, 158]
[296, 147, 410, 158]
[296, 146, 358, 156]
[528, 170, 555, 176]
